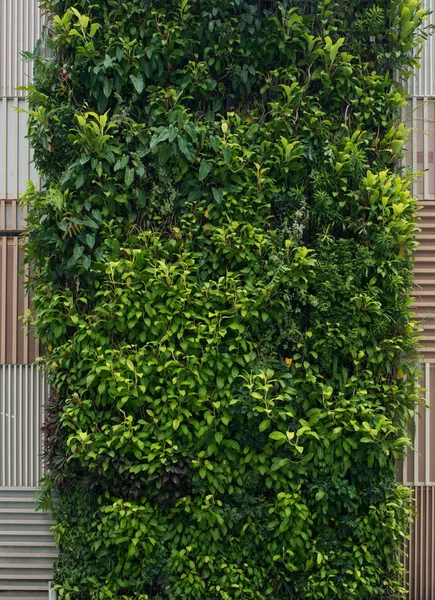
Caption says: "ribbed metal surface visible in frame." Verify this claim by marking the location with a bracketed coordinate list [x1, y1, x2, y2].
[403, 98, 435, 201]
[401, 98, 435, 360]
[404, 486, 435, 600]
[397, 365, 435, 598]
[0, 200, 27, 231]
[414, 198, 435, 361]
[0, 487, 55, 599]
[0, 0, 45, 97]
[397, 364, 435, 486]
[0, 236, 39, 364]
[0, 366, 46, 488]
[0, 97, 40, 201]
[404, 0, 435, 97]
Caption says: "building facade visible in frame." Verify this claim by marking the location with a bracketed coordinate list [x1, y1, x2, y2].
[0, 1, 55, 598]
[0, 0, 434, 598]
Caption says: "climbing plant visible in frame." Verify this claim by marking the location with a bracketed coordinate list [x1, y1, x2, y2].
[24, 0, 429, 598]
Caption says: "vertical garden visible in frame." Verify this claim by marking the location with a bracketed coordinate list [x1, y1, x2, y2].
[25, 0, 428, 598]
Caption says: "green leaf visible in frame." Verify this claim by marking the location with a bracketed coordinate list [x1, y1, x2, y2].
[259, 419, 270, 432]
[199, 159, 212, 182]
[125, 167, 134, 188]
[212, 188, 223, 204]
[130, 74, 144, 94]
[177, 136, 195, 161]
[269, 431, 286, 441]
[210, 135, 220, 151]
[223, 146, 232, 165]
[103, 78, 113, 98]
[85, 233, 95, 248]
[89, 22, 100, 38]
[73, 245, 84, 261]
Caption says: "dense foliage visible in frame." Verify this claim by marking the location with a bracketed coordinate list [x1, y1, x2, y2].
[25, 0, 428, 598]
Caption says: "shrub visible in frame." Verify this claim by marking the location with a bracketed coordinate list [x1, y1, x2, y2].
[25, 0, 429, 598]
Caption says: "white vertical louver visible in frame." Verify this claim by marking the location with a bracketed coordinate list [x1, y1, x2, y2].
[0, 365, 47, 487]
[0, 97, 40, 201]
[404, 0, 435, 98]
[397, 364, 435, 599]
[0, 0, 46, 97]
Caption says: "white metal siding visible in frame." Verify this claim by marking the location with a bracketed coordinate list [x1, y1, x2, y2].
[0, 0, 45, 97]
[398, 365, 435, 599]
[404, 0, 435, 98]
[0, 97, 40, 201]
[399, 364, 435, 486]
[0, 365, 46, 487]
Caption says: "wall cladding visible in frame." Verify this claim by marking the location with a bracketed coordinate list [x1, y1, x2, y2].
[0, 364, 46, 487]
[0, 97, 40, 201]
[402, 99, 435, 360]
[398, 364, 435, 486]
[404, 486, 435, 600]
[0, 200, 27, 231]
[0, 237, 39, 364]
[0, 0, 46, 97]
[397, 364, 435, 599]
[403, 0, 435, 98]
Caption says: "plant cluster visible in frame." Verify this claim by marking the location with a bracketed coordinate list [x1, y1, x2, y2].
[25, 0, 429, 598]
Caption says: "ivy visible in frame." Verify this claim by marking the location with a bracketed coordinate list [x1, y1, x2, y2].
[25, 0, 429, 598]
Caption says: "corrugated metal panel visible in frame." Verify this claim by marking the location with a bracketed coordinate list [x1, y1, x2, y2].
[0, 201, 27, 231]
[0, 365, 46, 487]
[0, 488, 56, 597]
[403, 0, 435, 98]
[414, 199, 435, 362]
[404, 487, 435, 600]
[0, 487, 56, 598]
[401, 99, 435, 360]
[0, 237, 39, 364]
[397, 366, 435, 599]
[0, 0, 45, 97]
[0, 97, 40, 201]
[398, 364, 435, 486]
[403, 97, 435, 201]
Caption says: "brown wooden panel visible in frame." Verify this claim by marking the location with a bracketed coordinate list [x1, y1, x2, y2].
[0, 236, 39, 364]
[404, 486, 435, 600]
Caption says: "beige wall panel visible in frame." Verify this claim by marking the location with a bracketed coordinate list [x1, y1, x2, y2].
[403, 98, 435, 201]
[0, 200, 27, 230]
[0, 0, 46, 97]
[397, 370, 435, 598]
[401, 364, 435, 486]
[404, 486, 435, 600]
[0, 97, 40, 201]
